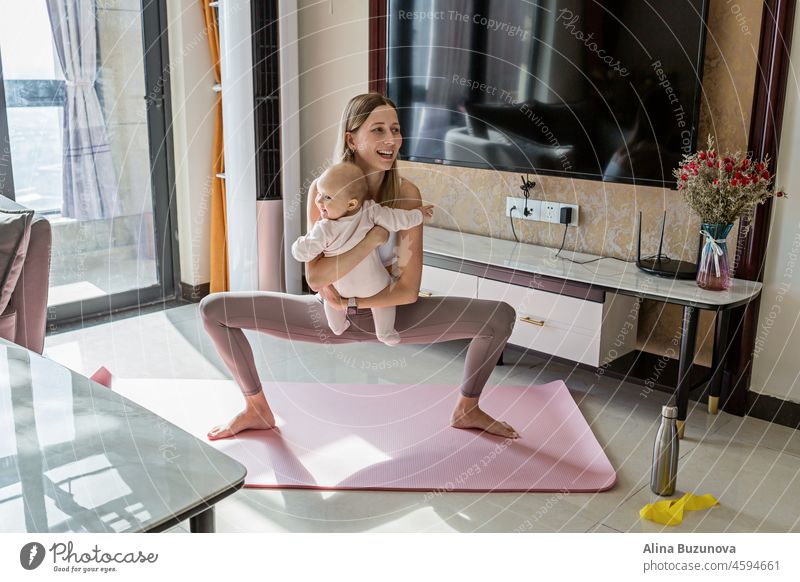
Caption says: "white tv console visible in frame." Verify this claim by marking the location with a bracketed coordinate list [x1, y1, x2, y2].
[421, 227, 763, 438]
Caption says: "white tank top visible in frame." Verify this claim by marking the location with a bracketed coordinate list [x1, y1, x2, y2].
[377, 231, 397, 266]
[376, 176, 404, 267]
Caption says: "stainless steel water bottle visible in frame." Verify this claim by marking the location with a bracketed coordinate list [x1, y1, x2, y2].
[650, 405, 679, 496]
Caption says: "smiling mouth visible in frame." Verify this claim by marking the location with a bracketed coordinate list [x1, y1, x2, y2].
[377, 149, 394, 160]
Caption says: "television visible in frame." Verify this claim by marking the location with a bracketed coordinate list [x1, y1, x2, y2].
[386, 0, 709, 187]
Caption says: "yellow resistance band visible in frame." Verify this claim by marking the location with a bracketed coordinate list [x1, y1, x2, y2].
[640, 493, 719, 526]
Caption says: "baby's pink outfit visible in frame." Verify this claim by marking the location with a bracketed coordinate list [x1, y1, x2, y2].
[291, 200, 424, 345]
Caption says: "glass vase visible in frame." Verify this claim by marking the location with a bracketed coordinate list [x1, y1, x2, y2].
[697, 223, 733, 291]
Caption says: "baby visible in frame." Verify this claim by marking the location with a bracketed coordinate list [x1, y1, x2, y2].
[291, 162, 434, 345]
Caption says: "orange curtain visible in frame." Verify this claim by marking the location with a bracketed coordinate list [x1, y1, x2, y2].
[202, 0, 229, 292]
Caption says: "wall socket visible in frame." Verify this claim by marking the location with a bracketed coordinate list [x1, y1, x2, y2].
[506, 196, 541, 221]
[506, 197, 579, 225]
[541, 201, 560, 223]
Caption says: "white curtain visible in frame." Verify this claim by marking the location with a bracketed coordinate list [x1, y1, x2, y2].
[46, 0, 119, 220]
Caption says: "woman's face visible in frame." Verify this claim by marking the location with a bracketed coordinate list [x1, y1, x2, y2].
[346, 105, 402, 172]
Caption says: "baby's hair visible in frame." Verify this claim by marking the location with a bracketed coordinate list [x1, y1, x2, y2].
[319, 161, 368, 204]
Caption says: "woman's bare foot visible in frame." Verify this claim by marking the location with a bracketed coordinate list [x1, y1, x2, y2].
[208, 393, 276, 440]
[450, 395, 520, 439]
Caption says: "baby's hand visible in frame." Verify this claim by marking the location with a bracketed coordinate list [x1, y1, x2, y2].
[419, 204, 435, 221]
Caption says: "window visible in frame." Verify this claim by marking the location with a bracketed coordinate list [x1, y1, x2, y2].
[0, 0, 67, 214]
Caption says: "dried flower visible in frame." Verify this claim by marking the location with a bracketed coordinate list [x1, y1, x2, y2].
[673, 135, 786, 239]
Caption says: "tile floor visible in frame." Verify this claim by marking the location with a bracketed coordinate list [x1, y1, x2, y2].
[43, 302, 800, 533]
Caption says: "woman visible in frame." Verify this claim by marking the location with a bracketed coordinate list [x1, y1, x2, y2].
[200, 92, 519, 440]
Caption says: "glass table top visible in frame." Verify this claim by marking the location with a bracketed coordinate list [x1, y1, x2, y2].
[0, 339, 246, 532]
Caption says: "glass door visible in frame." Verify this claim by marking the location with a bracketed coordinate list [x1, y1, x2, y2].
[0, 0, 177, 324]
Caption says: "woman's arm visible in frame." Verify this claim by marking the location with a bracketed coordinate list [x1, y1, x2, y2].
[349, 180, 425, 309]
[304, 179, 388, 291]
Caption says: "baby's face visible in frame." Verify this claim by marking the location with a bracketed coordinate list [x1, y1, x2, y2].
[315, 182, 359, 220]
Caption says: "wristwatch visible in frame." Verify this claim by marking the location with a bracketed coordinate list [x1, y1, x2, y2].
[347, 296, 358, 316]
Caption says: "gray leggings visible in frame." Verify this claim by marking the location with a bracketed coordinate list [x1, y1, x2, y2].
[199, 292, 516, 398]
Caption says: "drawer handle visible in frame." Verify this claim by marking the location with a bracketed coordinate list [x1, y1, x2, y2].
[519, 316, 545, 326]
[418, 290, 433, 297]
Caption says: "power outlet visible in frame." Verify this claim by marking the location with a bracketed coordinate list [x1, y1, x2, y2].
[541, 201, 560, 223]
[507, 197, 578, 225]
[559, 203, 579, 226]
[506, 197, 541, 221]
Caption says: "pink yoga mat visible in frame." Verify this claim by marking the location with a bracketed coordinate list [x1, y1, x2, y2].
[114, 378, 616, 493]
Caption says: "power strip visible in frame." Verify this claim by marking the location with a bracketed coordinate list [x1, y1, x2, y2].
[506, 197, 578, 226]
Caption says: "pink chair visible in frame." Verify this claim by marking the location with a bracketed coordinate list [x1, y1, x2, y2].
[0, 196, 51, 354]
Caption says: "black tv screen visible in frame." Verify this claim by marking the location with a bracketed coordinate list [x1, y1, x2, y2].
[386, 0, 709, 187]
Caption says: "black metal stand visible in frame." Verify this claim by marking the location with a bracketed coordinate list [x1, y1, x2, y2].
[190, 507, 215, 533]
[675, 305, 699, 437]
[673, 305, 735, 438]
[708, 308, 731, 411]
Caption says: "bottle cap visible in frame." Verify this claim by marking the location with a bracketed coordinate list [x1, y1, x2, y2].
[662, 405, 678, 418]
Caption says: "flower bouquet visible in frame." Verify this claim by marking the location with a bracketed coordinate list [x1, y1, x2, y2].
[673, 136, 785, 290]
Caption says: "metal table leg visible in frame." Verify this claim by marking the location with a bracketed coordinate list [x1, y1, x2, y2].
[675, 305, 699, 439]
[708, 307, 731, 414]
[190, 506, 215, 533]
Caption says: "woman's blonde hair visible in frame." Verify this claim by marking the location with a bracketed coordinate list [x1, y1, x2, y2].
[332, 92, 402, 208]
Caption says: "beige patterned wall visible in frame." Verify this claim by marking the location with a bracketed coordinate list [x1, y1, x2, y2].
[404, 0, 763, 366]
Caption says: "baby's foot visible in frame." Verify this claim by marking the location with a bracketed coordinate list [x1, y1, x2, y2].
[377, 330, 401, 346]
[330, 319, 350, 335]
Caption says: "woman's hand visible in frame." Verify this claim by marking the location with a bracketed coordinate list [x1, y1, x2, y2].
[366, 225, 390, 248]
[319, 284, 347, 311]
[419, 204, 435, 221]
